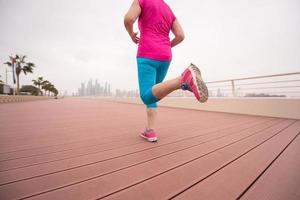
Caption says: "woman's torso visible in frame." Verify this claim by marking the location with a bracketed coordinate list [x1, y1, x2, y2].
[137, 0, 176, 61]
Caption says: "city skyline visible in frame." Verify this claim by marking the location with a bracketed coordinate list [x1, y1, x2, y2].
[77, 79, 112, 97]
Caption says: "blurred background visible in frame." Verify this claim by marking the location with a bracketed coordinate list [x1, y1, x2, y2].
[0, 0, 299, 97]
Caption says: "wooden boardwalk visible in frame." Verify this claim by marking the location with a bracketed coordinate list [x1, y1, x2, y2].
[0, 98, 299, 200]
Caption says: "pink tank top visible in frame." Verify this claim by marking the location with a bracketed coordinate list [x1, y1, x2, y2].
[137, 0, 176, 61]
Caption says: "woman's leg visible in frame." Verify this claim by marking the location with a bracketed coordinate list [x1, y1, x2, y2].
[152, 76, 181, 99]
[146, 61, 179, 130]
[146, 108, 157, 130]
[137, 58, 158, 107]
[137, 58, 158, 131]
[137, 58, 181, 130]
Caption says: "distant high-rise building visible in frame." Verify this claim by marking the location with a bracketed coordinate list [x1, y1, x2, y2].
[95, 80, 100, 96]
[108, 84, 111, 96]
[217, 88, 223, 97]
[80, 82, 85, 96]
[104, 82, 108, 96]
[87, 79, 93, 96]
[77, 80, 113, 97]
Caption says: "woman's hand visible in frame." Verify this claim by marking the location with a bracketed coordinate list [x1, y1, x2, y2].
[131, 32, 140, 44]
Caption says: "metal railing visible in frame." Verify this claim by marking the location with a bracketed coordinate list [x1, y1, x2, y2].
[169, 71, 300, 98]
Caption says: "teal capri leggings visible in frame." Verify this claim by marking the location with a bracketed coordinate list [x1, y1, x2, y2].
[137, 57, 171, 108]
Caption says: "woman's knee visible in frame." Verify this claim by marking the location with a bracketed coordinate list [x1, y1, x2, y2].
[140, 92, 152, 105]
[140, 94, 157, 108]
[140, 89, 159, 105]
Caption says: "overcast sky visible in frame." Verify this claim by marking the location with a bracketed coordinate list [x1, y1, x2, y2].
[0, 0, 299, 94]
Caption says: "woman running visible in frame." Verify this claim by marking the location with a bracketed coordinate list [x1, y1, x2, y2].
[124, 0, 208, 142]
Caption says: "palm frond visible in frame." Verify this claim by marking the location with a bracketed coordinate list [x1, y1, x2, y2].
[20, 55, 27, 63]
[27, 62, 35, 67]
[32, 80, 38, 85]
[42, 80, 50, 84]
[23, 66, 34, 74]
[4, 62, 12, 66]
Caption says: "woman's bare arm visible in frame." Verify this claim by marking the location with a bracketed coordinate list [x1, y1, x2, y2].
[171, 19, 185, 48]
[124, 0, 141, 44]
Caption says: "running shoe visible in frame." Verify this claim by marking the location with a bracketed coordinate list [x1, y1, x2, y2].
[181, 63, 208, 103]
[140, 129, 157, 142]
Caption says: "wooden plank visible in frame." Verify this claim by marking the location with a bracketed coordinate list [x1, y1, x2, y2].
[1, 120, 288, 200]
[240, 120, 300, 200]
[0, 117, 272, 189]
[0, 101, 147, 150]
[0, 99, 249, 150]
[0, 116, 267, 187]
[0, 113, 259, 172]
[0, 111, 248, 162]
[96, 119, 294, 200]
[171, 121, 300, 200]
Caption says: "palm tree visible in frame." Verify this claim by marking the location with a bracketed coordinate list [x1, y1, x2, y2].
[38, 79, 59, 97]
[49, 85, 58, 96]
[32, 77, 44, 95]
[32, 77, 44, 90]
[41, 80, 51, 96]
[53, 88, 58, 96]
[4, 55, 35, 95]
[48, 84, 54, 96]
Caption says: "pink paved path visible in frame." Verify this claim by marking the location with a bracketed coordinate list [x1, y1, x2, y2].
[0, 98, 299, 200]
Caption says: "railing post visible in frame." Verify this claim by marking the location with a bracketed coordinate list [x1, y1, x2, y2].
[231, 80, 236, 97]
